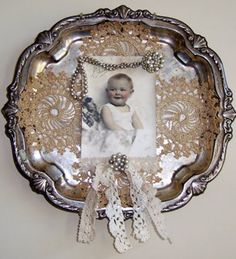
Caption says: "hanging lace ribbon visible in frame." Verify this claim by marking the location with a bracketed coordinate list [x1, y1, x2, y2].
[77, 154, 169, 253]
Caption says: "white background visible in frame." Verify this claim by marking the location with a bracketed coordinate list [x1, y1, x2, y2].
[0, 1, 236, 259]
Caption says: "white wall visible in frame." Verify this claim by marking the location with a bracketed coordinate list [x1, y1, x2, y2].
[0, 1, 236, 258]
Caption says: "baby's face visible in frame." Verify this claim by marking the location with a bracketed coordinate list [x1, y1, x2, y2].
[106, 78, 133, 106]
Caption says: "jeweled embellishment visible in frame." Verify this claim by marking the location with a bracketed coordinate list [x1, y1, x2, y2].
[141, 51, 164, 73]
[109, 153, 129, 172]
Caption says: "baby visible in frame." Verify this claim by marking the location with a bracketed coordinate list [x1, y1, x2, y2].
[101, 73, 143, 131]
[100, 73, 143, 155]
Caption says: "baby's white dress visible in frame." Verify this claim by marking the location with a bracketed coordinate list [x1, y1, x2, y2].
[99, 103, 136, 157]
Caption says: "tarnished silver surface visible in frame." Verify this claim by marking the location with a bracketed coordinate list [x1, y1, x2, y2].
[2, 5, 236, 218]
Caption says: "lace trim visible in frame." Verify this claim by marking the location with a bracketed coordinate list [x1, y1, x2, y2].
[79, 157, 160, 172]
[77, 188, 97, 243]
[78, 157, 161, 189]
[127, 169, 150, 242]
[77, 162, 169, 253]
[104, 169, 132, 252]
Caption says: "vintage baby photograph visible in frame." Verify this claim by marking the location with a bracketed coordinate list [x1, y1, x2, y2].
[81, 56, 157, 158]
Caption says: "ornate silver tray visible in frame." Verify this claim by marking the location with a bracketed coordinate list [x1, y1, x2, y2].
[2, 5, 235, 218]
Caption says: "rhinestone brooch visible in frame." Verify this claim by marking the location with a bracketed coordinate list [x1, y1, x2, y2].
[109, 153, 129, 172]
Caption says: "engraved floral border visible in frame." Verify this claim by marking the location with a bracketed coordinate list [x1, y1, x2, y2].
[2, 5, 236, 217]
